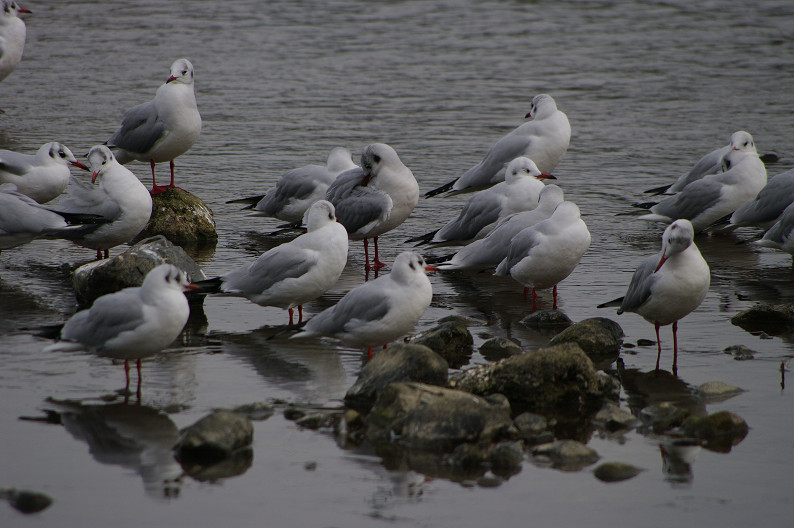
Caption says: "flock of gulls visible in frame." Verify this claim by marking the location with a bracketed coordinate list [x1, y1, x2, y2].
[2, 2, 791, 390]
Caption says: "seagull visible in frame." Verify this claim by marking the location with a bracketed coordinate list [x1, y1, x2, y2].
[0, 183, 105, 249]
[0, 142, 88, 203]
[755, 202, 794, 266]
[726, 168, 794, 231]
[407, 157, 555, 246]
[494, 201, 590, 311]
[54, 145, 152, 260]
[290, 251, 435, 358]
[228, 147, 358, 223]
[44, 264, 197, 395]
[196, 200, 348, 324]
[0, 1, 30, 85]
[326, 143, 419, 271]
[106, 58, 201, 194]
[598, 220, 710, 375]
[425, 94, 570, 197]
[436, 184, 565, 271]
[638, 133, 767, 232]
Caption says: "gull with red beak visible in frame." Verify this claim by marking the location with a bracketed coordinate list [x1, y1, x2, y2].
[106, 58, 201, 194]
[598, 219, 710, 375]
[0, 142, 89, 203]
[54, 145, 152, 259]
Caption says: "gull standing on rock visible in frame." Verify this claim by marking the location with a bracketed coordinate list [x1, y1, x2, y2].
[106, 58, 201, 194]
[290, 251, 435, 358]
[0, 142, 88, 203]
[45, 264, 197, 396]
[327, 143, 419, 271]
[495, 201, 590, 311]
[55, 146, 152, 260]
[0, 1, 30, 85]
[598, 219, 710, 375]
[425, 94, 570, 197]
[196, 201, 348, 325]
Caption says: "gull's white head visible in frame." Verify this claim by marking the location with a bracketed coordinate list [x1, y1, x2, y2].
[503, 156, 555, 184]
[656, 219, 696, 271]
[729, 130, 756, 154]
[304, 199, 337, 231]
[86, 145, 118, 183]
[166, 58, 195, 86]
[526, 94, 558, 120]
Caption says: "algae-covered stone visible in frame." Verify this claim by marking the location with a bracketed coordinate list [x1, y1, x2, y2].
[593, 462, 643, 483]
[549, 317, 623, 357]
[174, 409, 253, 463]
[723, 344, 756, 361]
[531, 440, 599, 471]
[407, 321, 473, 368]
[681, 410, 749, 452]
[521, 310, 573, 329]
[639, 402, 692, 434]
[71, 235, 206, 305]
[345, 344, 448, 413]
[137, 187, 217, 248]
[593, 402, 639, 432]
[731, 303, 794, 337]
[696, 381, 744, 403]
[488, 441, 524, 476]
[479, 337, 521, 361]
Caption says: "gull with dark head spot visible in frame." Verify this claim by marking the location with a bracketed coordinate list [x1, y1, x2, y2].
[0, 142, 88, 203]
[0, 0, 30, 85]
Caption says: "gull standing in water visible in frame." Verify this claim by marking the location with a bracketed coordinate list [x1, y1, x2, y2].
[0, 1, 30, 85]
[598, 219, 710, 375]
[106, 58, 201, 194]
[425, 94, 570, 197]
[726, 168, 794, 231]
[0, 142, 88, 203]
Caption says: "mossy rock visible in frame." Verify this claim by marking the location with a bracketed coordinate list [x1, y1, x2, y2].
[138, 187, 217, 248]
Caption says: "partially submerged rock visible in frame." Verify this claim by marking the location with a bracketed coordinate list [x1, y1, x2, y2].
[406, 321, 473, 368]
[344, 344, 448, 413]
[513, 412, 554, 445]
[479, 337, 522, 361]
[723, 344, 756, 361]
[593, 402, 639, 432]
[696, 381, 744, 403]
[71, 235, 206, 305]
[521, 309, 573, 329]
[137, 187, 218, 248]
[731, 303, 794, 337]
[593, 462, 643, 483]
[680, 410, 749, 452]
[174, 409, 253, 463]
[549, 317, 623, 357]
[530, 440, 599, 471]
[0, 488, 53, 514]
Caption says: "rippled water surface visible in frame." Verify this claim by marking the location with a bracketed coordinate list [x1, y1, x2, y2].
[2, 1, 794, 526]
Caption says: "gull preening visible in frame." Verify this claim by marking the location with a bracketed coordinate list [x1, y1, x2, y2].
[327, 143, 419, 271]
[495, 200, 590, 310]
[0, 1, 30, 85]
[54, 146, 152, 260]
[196, 200, 348, 324]
[425, 94, 570, 197]
[290, 251, 435, 358]
[407, 156, 555, 246]
[106, 58, 201, 194]
[598, 219, 710, 375]
[0, 142, 88, 203]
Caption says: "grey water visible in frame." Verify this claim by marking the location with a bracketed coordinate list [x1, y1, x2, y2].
[2, 0, 793, 526]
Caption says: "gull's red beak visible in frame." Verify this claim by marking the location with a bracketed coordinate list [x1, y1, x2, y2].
[538, 173, 556, 180]
[71, 161, 89, 171]
[425, 265, 438, 272]
[654, 254, 668, 272]
[18, 7, 31, 14]
[166, 75, 177, 84]
[184, 283, 199, 291]
[91, 172, 99, 183]
[361, 173, 372, 186]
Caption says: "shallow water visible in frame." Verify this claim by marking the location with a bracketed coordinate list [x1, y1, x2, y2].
[2, 0, 794, 526]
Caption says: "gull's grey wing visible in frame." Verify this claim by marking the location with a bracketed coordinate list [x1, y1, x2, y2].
[650, 178, 723, 221]
[731, 168, 794, 226]
[495, 225, 543, 274]
[54, 176, 121, 220]
[106, 100, 165, 156]
[618, 255, 659, 313]
[0, 187, 65, 235]
[435, 191, 502, 241]
[304, 283, 391, 336]
[221, 245, 318, 294]
[0, 151, 33, 176]
[61, 290, 146, 350]
[325, 167, 365, 203]
[457, 132, 530, 190]
[667, 145, 729, 193]
[256, 165, 331, 215]
[760, 202, 794, 246]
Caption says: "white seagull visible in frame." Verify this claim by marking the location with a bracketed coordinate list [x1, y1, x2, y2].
[290, 251, 435, 358]
[638, 133, 767, 232]
[407, 156, 555, 246]
[598, 219, 710, 375]
[229, 147, 358, 223]
[436, 184, 565, 272]
[197, 200, 349, 325]
[727, 167, 794, 231]
[106, 58, 201, 194]
[0, 1, 30, 84]
[326, 143, 419, 271]
[755, 201, 794, 266]
[495, 200, 590, 310]
[55, 146, 152, 260]
[45, 264, 197, 393]
[0, 142, 88, 203]
[425, 94, 570, 197]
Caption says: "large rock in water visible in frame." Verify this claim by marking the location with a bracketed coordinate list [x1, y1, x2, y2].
[137, 187, 218, 248]
[549, 317, 623, 356]
[71, 235, 206, 305]
[731, 303, 794, 337]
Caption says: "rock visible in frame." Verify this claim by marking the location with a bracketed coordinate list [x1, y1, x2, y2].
[71, 235, 206, 305]
[296, 412, 338, 430]
[531, 440, 599, 471]
[230, 401, 275, 421]
[283, 407, 306, 421]
[448, 443, 486, 470]
[366, 382, 517, 452]
[697, 381, 744, 402]
[731, 303, 794, 337]
[549, 317, 623, 357]
[636, 338, 655, 347]
[179, 447, 253, 482]
[681, 411, 749, 452]
[479, 337, 522, 361]
[450, 343, 613, 414]
[638, 402, 692, 434]
[0, 488, 53, 514]
[513, 412, 554, 446]
[476, 473, 504, 488]
[723, 344, 755, 361]
[344, 344, 448, 413]
[520, 309, 573, 329]
[136, 187, 218, 248]
[174, 409, 253, 463]
[406, 321, 473, 368]
[593, 462, 643, 483]
[488, 441, 524, 476]
[593, 402, 639, 432]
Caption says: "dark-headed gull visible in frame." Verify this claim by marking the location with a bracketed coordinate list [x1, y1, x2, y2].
[408, 156, 555, 246]
[327, 143, 419, 271]
[0, 142, 88, 203]
[436, 184, 565, 272]
[45, 264, 197, 394]
[106, 58, 201, 194]
[425, 94, 570, 197]
[638, 134, 767, 232]
[55, 146, 152, 260]
[0, 1, 30, 84]
[197, 200, 348, 324]
[495, 200, 590, 310]
[290, 251, 435, 358]
[598, 219, 710, 375]
[229, 147, 358, 223]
